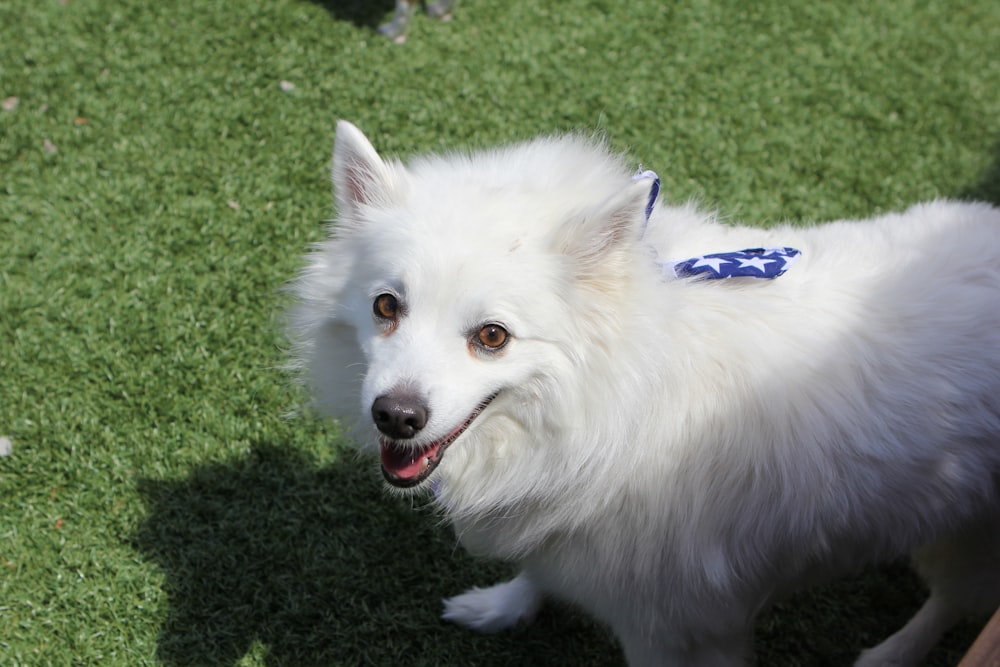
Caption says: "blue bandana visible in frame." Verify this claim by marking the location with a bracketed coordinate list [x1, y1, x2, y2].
[669, 247, 800, 280]
[632, 170, 801, 281]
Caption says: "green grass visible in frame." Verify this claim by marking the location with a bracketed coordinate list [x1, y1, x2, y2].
[2, 0, 999, 664]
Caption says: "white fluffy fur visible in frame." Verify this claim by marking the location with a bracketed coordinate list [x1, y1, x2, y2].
[290, 121, 1000, 666]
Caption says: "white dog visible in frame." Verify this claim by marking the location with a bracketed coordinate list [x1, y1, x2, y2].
[290, 121, 1000, 666]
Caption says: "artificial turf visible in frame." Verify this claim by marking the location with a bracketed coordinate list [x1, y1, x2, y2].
[2, 0, 999, 664]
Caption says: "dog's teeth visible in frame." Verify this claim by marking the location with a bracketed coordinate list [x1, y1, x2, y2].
[420, 457, 429, 473]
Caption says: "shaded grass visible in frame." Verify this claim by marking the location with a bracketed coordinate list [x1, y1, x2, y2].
[134, 444, 620, 667]
[131, 443, 980, 667]
[2, 0, 999, 664]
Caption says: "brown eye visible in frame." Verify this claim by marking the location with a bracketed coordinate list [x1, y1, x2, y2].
[373, 293, 398, 320]
[477, 324, 509, 350]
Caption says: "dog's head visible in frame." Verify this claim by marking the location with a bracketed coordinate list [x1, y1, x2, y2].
[291, 121, 655, 495]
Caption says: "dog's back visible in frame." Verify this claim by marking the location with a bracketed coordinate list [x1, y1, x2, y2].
[527, 197, 1000, 665]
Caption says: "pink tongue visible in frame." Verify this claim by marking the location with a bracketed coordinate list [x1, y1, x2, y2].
[380, 441, 438, 480]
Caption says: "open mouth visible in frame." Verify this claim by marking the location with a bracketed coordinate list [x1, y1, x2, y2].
[379, 393, 497, 488]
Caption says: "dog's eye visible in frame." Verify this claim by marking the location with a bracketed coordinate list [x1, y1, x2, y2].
[373, 293, 398, 320]
[477, 324, 509, 350]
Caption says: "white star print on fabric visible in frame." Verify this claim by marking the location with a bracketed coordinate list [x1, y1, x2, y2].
[691, 255, 733, 273]
[736, 255, 778, 273]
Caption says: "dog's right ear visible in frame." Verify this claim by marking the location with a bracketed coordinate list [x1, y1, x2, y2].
[556, 178, 653, 275]
[332, 121, 395, 217]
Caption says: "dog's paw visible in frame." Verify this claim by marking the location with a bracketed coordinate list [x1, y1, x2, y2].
[441, 573, 542, 633]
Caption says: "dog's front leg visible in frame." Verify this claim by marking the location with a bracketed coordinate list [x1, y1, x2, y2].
[441, 571, 543, 633]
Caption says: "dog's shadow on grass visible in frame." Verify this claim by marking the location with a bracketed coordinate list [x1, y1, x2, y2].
[134, 443, 980, 667]
[133, 442, 623, 667]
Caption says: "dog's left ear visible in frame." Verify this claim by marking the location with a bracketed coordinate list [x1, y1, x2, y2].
[332, 120, 396, 219]
[559, 178, 652, 272]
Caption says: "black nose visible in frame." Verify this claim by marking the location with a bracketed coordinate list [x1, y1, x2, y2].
[371, 393, 429, 439]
